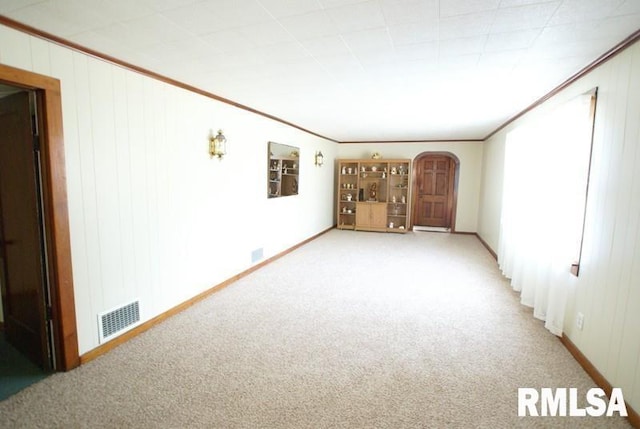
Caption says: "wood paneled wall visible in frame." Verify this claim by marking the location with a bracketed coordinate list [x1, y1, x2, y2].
[478, 40, 640, 412]
[0, 23, 337, 354]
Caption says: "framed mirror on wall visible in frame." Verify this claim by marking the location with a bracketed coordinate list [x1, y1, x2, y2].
[268, 142, 300, 198]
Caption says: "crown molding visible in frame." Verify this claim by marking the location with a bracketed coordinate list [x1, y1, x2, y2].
[2, 15, 639, 145]
[0, 15, 339, 143]
[339, 139, 484, 144]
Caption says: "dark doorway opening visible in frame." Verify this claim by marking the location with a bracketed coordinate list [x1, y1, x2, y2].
[0, 86, 53, 398]
[0, 63, 79, 378]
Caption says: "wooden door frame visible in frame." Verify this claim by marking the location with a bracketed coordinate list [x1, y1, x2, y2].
[411, 152, 460, 232]
[0, 63, 79, 371]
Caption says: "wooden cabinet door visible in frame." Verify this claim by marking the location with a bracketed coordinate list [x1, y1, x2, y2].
[356, 203, 386, 230]
[355, 203, 370, 227]
[370, 203, 387, 228]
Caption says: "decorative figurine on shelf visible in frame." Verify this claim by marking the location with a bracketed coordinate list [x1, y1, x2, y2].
[391, 167, 397, 174]
[369, 183, 377, 201]
[401, 195, 406, 204]
[398, 165, 405, 175]
[382, 171, 386, 179]
[342, 166, 346, 175]
[346, 193, 352, 201]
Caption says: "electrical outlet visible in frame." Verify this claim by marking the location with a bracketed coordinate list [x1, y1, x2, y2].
[576, 312, 585, 330]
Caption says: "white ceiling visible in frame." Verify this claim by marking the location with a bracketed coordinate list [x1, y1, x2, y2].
[2, 0, 640, 141]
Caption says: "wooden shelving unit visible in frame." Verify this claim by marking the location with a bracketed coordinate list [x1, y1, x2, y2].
[336, 159, 411, 233]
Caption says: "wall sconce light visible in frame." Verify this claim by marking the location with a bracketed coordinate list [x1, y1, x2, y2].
[209, 129, 226, 159]
[315, 151, 324, 167]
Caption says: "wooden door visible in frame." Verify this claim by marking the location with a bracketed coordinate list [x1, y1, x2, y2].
[0, 92, 51, 369]
[414, 155, 454, 228]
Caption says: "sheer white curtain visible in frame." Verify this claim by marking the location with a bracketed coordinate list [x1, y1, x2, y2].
[498, 93, 594, 336]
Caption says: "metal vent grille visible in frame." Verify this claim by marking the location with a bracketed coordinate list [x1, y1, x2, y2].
[98, 300, 140, 343]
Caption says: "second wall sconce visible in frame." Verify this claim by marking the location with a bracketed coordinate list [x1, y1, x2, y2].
[209, 129, 227, 159]
[314, 151, 324, 167]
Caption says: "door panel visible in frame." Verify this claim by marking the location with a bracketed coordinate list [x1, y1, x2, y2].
[355, 203, 369, 227]
[414, 155, 454, 228]
[370, 203, 386, 228]
[0, 92, 49, 369]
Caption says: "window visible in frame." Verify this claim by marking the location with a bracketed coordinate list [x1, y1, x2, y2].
[498, 89, 597, 335]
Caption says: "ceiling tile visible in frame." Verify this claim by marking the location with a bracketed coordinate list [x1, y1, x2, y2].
[440, 0, 500, 17]
[548, 0, 625, 26]
[341, 27, 393, 54]
[255, 41, 312, 63]
[137, 36, 219, 62]
[484, 28, 541, 52]
[319, 0, 369, 8]
[534, 22, 598, 46]
[325, 0, 386, 33]
[6, 0, 111, 37]
[477, 49, 525, 68]
[119, 14, 194, 48]
[388, 21, 438, 46]
[595, 14, 640, 40]
[201, 28, 259, 53]
[615, 0, 640, 14]
[439, 35, 487, 57]
[92, 0, 155, 22]
[164, 0, 272, 34]
[278, 10, 341, 40]
[437, 53, 481, 69]
[237, 20, 295, 47]
[301, 36, 352, 57]
[380, 0, 439, 25]
[498, 0, 558, 6]
[202, 0, 274, 30]
[394, 41, 439, 61]
[140, 0, 201, 12]
[0, 0, 44, 14]
[313, 54, 363, 77]
[161, 2, 222, 35]
[439, 11, 495, 40]
[491, 2, 561, 33]
[257, 0, 323, 18]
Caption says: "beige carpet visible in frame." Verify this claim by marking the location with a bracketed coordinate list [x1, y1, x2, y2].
[0, 230, 631, 428]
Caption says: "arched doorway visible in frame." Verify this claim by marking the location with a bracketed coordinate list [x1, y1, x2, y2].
[412, 152, 460, 232]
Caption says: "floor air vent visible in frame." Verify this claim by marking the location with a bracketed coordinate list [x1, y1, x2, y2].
[98, 300, 140, 343]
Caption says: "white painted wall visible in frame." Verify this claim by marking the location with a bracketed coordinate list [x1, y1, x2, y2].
[0, 24, 337, 353]
[338, 142, 484, 232]
[477, 40, 640, 412]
